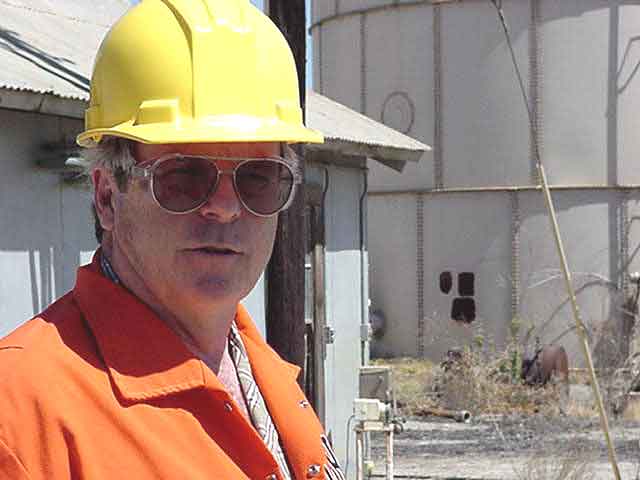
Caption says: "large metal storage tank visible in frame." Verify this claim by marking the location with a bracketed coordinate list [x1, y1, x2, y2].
[312, 1, 640, 365]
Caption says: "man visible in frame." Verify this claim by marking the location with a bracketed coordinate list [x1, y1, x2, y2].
[0, 1, 344, 479]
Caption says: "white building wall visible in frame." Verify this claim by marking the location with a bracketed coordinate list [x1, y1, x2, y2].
[316, 161, 365, 469]
[0, 109, 95, 336]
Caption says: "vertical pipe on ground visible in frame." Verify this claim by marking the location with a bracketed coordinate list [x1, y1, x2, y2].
[355, 430, 364, 480]
[385, 429, 394, 480]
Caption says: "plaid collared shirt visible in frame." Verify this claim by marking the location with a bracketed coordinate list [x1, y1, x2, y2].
[99, 254, 344, 479]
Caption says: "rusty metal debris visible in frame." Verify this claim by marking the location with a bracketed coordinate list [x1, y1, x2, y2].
[419, 407, 471, 423]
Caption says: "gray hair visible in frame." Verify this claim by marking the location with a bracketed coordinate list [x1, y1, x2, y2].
[83, 136, 136, 243]
[83, 136, 136, 192]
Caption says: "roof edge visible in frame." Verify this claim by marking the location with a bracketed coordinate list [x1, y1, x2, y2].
[306, 138, 424, 171]
[0, 88, 86, 119]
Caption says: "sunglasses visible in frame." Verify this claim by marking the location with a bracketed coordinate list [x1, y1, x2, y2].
[129, 154, 297, 217]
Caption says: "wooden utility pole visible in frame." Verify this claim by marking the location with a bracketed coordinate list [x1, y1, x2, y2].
[267, 0, 307, 379]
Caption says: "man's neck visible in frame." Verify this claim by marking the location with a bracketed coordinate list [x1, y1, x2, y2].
[100, 242, 235, 371]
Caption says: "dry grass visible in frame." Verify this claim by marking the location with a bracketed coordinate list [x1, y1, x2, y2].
[513, 451, 595, 480]
[370, 357, 439, 416]
[622, 393, 640, 421]
[373, 349, 563, 417]
[564, 400, 599, 419]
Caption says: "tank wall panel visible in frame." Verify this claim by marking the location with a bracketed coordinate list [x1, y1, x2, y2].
[626, 194, 640, 278]
[339, 0, 390, 14]
[312, 29, 322, 93]
[317, 17, 362, 112]
[368, 195, 418, 357]
[441, 0, 531, 188]
[421, 193, 512, 361]
[616, 6, 640, 185]
[365, 6, 435, 191]
[518, 190, 620, 367]
[312, 0, 335, 23]
[538, 1, 634, 185]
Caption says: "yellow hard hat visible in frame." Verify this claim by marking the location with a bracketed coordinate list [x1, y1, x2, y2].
[77, 0, 323, 147]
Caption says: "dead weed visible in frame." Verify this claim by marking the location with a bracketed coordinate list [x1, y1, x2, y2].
[373, 349, 563, 417]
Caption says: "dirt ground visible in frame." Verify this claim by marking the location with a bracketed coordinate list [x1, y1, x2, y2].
[364, 357, 640, 479]
[368, 414, 640, 479]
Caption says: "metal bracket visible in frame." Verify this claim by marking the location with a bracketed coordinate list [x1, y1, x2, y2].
[360, 323, 372, 341]
[324, 325, 335, 344]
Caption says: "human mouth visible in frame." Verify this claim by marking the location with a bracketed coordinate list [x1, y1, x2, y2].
[186, 245, 243, 256]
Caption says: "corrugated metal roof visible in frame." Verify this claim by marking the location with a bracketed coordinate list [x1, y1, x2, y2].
[0, 0, 128, 101]
[306, 91, 430, 167]
[0, 0, 430, 166]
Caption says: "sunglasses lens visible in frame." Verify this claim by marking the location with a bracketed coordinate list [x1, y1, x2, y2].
[235, 160, 294, 215]
[153, 156, 216, 213]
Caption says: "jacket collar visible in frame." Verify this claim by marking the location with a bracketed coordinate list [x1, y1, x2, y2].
[73, 251, 298, 403]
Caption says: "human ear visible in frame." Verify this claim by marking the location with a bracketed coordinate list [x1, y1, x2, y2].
[92, 169, 116, 233]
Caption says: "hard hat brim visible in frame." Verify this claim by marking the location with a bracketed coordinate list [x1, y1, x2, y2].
[77, 118, 324, 147]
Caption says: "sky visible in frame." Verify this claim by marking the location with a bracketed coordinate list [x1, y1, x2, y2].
[130, 0, 313, 88]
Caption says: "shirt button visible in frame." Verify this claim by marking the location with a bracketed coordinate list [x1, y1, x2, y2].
[265, 474, 277, 480]
[307, 464, 321, 477]
[224, 402, 233, 412]
[299, 400, 310, 408]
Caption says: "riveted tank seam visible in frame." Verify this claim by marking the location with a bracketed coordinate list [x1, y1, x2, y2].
[529, 0, 542, 184]
[511, 191, 521, 321]
[417, 193, 425, 357]
[433, 4, 444, 190]
[621, 191, 630, 298]
[360, 13, 367, 115]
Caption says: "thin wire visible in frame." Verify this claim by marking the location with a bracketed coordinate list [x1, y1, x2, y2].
[489, 0, 541, 168]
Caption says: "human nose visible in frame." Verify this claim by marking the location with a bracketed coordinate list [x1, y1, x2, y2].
[197, 171, 242, 222]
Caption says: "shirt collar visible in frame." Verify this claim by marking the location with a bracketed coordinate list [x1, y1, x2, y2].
[74, 251, 208, 402]
[73, 251, 298, 403]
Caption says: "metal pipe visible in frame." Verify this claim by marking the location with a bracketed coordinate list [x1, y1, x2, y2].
[369, 183, 640, 196]
[420, 407, 472, 423]
[359, 167, 370, 367]
[385, 429, 394, 480]
[312, 166, 330, 425]
[355, 429, 364, 480]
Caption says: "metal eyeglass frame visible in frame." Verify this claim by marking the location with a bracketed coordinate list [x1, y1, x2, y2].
[128, 154, 300, 217]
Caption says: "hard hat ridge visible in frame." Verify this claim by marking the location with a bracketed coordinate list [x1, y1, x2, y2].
[77, 0, 323, 147]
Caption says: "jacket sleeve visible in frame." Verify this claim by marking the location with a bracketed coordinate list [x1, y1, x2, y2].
[0, 437, 31, 480]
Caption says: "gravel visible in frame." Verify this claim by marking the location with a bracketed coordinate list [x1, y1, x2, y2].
[368, 415, 640, 479]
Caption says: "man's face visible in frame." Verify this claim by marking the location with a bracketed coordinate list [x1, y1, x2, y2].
[98, 142, 281, 314]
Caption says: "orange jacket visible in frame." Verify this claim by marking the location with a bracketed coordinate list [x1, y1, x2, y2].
[0, 256, 329, 479]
